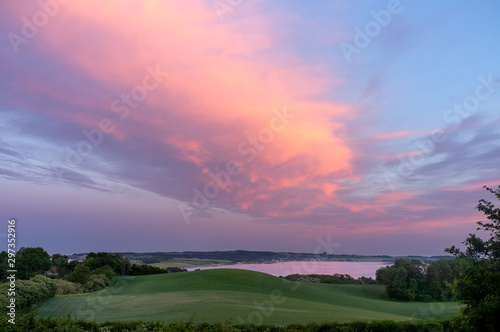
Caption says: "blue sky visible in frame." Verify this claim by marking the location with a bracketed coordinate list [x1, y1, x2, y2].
[0, 0, 499, 255]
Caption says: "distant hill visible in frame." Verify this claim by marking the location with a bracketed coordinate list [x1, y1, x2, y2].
[68, 250, 453, 265]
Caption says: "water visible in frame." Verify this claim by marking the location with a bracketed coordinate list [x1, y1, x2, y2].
[187, 261, 391, 278]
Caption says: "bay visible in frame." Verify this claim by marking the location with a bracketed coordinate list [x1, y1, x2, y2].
[188, 261, 391, 278]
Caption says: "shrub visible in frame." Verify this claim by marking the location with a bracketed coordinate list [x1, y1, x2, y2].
[130, 263, 169, 275]
[68, 264, 92, 284]
[0, 275, 57, 314]
[0, 315, 454, 331]
[53, 279, 84, 295]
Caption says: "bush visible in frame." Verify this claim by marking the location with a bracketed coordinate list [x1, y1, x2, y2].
[53, 279, 84, 295]
[285, 273, 375, 285]
[84, 252, 131, 275]
[68, 264, 92, 284]
[0, 315, 455, 331]
[93, 264, 115, 281]
[80, 274, 113, 293]
[0, 275, 57, 314]
[54, 274, 113, 295]
[130, 263, 169, 275]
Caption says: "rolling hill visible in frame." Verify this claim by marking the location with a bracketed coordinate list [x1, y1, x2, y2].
[35, 269, 459, 325]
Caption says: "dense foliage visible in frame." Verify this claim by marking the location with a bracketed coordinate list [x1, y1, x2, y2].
[445, 185, 500, 331]
[375, 258, 460, 301]
[130, 263, 169, 275]
[84, 252, 132, 275]
[0, 248, 187, 303]
[15, 247, 53, 280]
[51, 253, 78, 277]
[0, 314, 453, 332]
[0, 275, 57, 314]
[285, 273, 376, 284]
[68, 263, 92, 284]
[0, 250, 8, 281]
[51, 278, 84, 295]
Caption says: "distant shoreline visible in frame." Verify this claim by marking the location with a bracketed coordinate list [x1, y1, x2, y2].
[67, 250, 453, 268]
[186, 260, 390, 278]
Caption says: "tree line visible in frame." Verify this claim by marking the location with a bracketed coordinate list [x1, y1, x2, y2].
[375, 258, 460, 301]
[0, 249, 180, 313]
[285, 273, 376, 284]
[376, 185, 500, 331]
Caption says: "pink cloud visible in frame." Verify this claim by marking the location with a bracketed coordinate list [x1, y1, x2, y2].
[406, 214, 478, 234]
[440, 182, 491, 193]
[5, 1, 356, 218]
[372, 131, 412, 140]
[405, 205, 436, 212]
[372, 129, 428, 140]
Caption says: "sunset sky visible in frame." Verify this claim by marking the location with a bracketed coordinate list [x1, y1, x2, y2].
[1, 1, 499, 256]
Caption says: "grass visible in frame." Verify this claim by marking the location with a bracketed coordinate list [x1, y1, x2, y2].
[35, 269, 459, 325]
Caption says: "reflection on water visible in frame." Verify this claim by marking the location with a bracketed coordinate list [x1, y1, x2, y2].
[188, 261, 391, 278]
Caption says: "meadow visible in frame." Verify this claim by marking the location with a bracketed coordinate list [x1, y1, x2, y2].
[35, 269, 459, 325]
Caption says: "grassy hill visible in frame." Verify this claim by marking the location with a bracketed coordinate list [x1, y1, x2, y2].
[35, 269, 459, 325]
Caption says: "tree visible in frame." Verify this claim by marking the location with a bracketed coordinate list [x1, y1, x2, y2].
[445, 185, 500, 331]
[0, 251, 9, 282]
[93, 264, 116, 281]
[376, 259, 422, 301]
[68, 264, 91, 284]
[130, 264, 169, 275]
[386, 266, 410, 300]
[51, 254, 72, 277]
[16, 247, 53, 279]
[84, 252, 131, 275]
[376, 258, 459, 301]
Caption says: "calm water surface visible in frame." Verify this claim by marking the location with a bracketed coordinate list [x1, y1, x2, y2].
[188, 261, 391, 278]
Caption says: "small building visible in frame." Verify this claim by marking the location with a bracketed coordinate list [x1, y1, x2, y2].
[45, 266, 59, 276]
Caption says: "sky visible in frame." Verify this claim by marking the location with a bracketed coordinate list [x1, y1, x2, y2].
[0, 0, 499, 256]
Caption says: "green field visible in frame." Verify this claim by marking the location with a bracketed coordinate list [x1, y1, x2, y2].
[36, 269, 459, 325]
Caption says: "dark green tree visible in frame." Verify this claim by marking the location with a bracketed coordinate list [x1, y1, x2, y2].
[93, 264, 116, 281]
[445, 185, 500, 331]
[130, 264, 168, 275]
[16, 247, 53, 279]
[51, 253, 72, 277]
[84, 252, 131, 275]
[386, 266, 410, 300]
[0, 251, 9, 282]
[67, 259, 79, 273]
[68, 264, 91, 284]
[377, 259, 424, 301]
[376, 258, 459, 301]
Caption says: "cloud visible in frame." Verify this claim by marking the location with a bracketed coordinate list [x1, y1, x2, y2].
[1, 1, 356, 219]
[400, 117, 500, 188]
